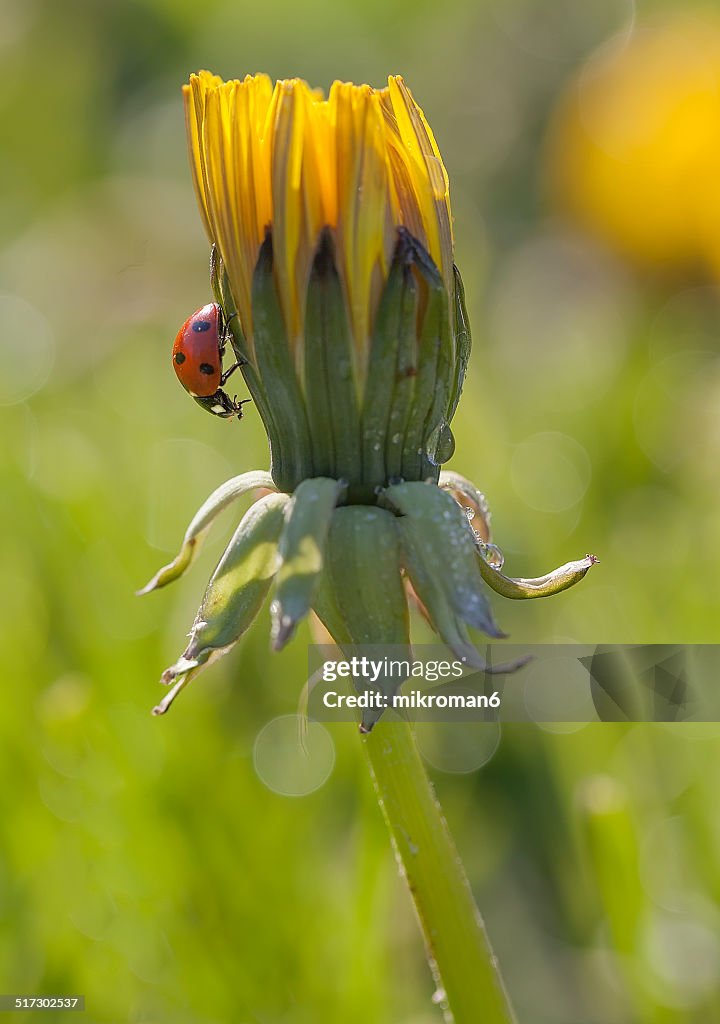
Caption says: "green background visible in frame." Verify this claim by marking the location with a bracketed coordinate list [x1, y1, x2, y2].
[1, 0, 719, 1020]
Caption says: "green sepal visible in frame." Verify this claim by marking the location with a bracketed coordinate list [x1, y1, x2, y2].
[137, 471, 276, 594]
[314, 505, 410, 730]
[477, 552, 599, 599]
[271, 476, 345, 650]
[209, 244, 224, 310]
[412, 237, 456, 474]
[407, 548, 490, 669]
[304, 229, 361, 489]
[446, 264, 472, 423]
[362, 231, 416, 489]
[220, 270, 253, 366]
[382, 481, 504, 638]
[323, 506, 409, 644]
[400, 233, 454, 481]
[213, 247, 252, 368]
[252, 231, 314, 491]
[212, 245, 253, 370]
[384, 261, 419, 483]
[211, 247, 287, 483]
[155, 491, 290, 713]
[311, 565, 353, 646]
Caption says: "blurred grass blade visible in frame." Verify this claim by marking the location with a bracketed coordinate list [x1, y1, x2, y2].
[577, 775, 644, 959]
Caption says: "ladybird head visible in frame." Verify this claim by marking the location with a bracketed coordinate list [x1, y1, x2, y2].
[192, 390, 247, 419]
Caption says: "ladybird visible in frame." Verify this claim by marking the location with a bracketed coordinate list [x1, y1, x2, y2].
[172, 303, 247, 419]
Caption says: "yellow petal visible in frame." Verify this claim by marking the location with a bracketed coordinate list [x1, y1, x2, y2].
[385, 76, 453, 292]
[183, 71, 454, 371]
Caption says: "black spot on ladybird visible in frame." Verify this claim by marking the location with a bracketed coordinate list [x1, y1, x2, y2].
[174, 352, 186, 364]
[192, 319, 212, 332]
[199, 362, 215, 375]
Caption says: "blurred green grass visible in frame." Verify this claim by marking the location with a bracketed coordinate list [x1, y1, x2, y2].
[2, 0, 720, 1020]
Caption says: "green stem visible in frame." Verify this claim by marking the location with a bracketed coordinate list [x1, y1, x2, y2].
[362, 719, 516, 1024]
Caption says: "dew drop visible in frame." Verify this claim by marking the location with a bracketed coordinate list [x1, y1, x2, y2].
[479, 541, 505, 569]
[424, 420, 456, 466]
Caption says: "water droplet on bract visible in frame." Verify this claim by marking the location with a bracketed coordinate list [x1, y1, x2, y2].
[464, 506, 476, 521]
[391, 432, 402, 444]
[372, 442, 381, 452]
[482, 543, 505, 569]
[424, 420, 456, 466]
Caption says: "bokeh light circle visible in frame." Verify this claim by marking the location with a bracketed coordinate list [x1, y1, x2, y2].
[633, 350, 719, 472]
[523, 655, 597, 733]
[253, 715, 335, 797]
[415, 720, 501, 774]
[0, 293, 55, 405]
[511, 431, 591, 513]
[644, 913, 720, 1008]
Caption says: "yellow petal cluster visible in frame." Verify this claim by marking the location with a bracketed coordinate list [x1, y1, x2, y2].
[183, 72, 453, 362]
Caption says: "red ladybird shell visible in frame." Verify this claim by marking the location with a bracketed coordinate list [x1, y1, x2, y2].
[172, 303, 223, 398]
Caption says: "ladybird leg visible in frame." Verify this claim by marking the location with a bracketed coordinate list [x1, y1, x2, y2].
[218, 313, 247, 362]
[220, 361, 244, 385]
[220, 314, 245, 348]
[218, 340, 247, 367]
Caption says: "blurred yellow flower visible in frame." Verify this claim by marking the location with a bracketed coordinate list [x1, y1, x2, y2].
[546, 16, 720, 278]
[183, 71, 453, 367]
